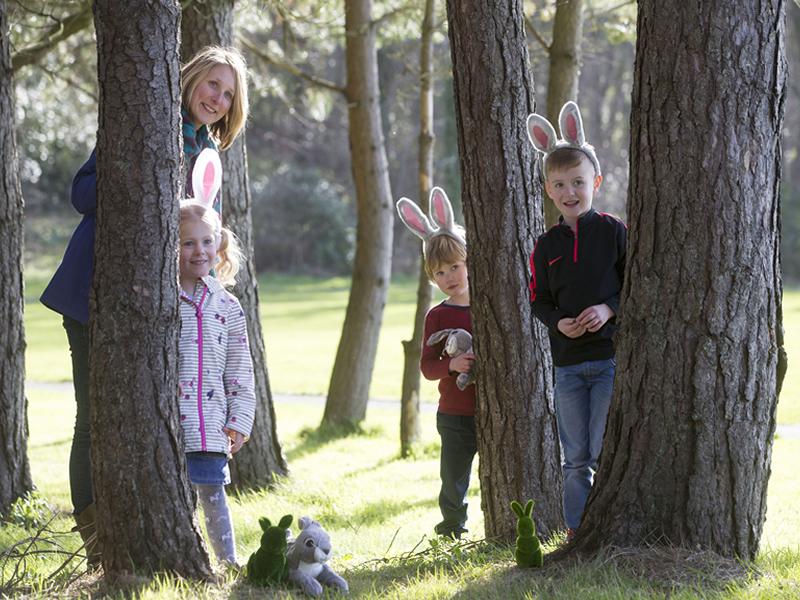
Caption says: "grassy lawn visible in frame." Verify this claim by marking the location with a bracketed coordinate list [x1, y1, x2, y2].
[23, 273, 800, 423]
[8, 272, 799, 597]
[4, 385, 800, 598]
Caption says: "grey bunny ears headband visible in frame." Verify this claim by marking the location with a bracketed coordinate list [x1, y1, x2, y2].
[396, 187, 466, 250]
[526, 101, 601, 176]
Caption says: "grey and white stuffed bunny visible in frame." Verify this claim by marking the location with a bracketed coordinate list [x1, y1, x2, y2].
[286, 516, 349, 597]
[427, 328, 475, 390]
[526, 101, 601, 176]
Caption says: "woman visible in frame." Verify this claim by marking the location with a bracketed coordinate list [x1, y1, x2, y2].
[39, 45, 249, 567]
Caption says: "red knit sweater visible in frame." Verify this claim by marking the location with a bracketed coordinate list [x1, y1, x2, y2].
[421, 302, 475, 416]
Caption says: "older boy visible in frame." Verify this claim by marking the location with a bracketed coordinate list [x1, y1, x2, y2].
[526, 102, 627, 540]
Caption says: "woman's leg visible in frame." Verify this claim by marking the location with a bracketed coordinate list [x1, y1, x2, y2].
[63, 316, 94, 514]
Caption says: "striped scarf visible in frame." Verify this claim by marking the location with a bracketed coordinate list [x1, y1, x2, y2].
[182, 107, 221, 214]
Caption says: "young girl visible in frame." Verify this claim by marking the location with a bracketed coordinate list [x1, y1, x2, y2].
[178, 151, 255, 566]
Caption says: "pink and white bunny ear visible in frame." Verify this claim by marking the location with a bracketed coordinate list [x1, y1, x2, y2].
[429, 187, 455, 231]
[396, 197, 436, 241]
[558, 101, 585, 146]
[191, 148, 222, 208]
[526, 113, 558, 155]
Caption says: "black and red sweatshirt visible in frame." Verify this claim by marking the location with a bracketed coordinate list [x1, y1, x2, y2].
[529, 208, 627, 367]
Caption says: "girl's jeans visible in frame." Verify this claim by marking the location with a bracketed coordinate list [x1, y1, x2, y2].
[554, 358, 615, 529]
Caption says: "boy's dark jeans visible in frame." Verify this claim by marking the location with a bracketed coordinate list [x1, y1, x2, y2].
[435, 412, 477, 537]
[63, 315, 94, 515]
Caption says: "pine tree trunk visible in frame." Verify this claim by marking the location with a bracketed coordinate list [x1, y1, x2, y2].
[322, 0, 394, 426]
[0, 0, 33, 516]
[400, 0, 436, 458]
[221, 134, 289, 485]
[445, 0, 563, 541]
[91, 1, 211, 578]
[569, 0, 787, 560]
[181, 0, 288, 489]
[543, 0, 584, 228]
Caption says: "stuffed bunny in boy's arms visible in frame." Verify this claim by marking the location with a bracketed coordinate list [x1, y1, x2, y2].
[426, 328, 475, 391]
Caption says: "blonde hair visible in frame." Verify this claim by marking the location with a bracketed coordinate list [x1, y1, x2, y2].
[181, 46, 249, 151]
[179, 202, 243, 287]
[423, 233, 467, 281]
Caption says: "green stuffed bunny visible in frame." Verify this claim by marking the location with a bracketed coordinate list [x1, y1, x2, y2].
[511, 500, 543, 568]
[246, 514, 293, 586]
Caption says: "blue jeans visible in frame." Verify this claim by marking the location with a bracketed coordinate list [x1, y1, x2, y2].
[554, 358, 615, 529]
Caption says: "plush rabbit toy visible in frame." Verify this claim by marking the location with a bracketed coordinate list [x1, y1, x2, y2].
[395, 186, 466, 253]
[526, 101, 601, 176]
[246, 514, 293, 586]
[426, 328, 474, 390]
[511, 499, 544, 568]
[286, 516, 349, 597]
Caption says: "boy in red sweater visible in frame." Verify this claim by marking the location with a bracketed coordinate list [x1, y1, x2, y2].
[397, 188, 476, 539]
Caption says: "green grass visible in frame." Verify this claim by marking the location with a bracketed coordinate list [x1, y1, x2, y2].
[22, 273, 800, 424]
[4, 387, 800, 598]
[9, 272, 800, 597]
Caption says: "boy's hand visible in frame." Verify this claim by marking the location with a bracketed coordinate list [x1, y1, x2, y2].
[449, 352, 475, 374]
[558, 318, 587, 339]
[224, 427, 247, 455]
[576, 304, 614, 333]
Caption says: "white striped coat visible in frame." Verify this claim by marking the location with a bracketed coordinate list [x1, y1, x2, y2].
[178, 276, 255, 454]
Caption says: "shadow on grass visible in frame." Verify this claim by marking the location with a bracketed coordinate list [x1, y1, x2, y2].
[284, 421, 384, 462]
[315, 496, 440, 534]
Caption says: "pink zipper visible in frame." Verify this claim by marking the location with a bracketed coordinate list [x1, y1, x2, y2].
[195, 285, 209, 451]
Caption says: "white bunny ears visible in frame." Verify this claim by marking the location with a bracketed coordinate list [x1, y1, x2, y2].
[187, 147, 222, 208]
[526, 101, 601, 176]
[396, 186, 466, 249]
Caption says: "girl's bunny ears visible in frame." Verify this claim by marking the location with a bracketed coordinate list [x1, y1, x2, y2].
[526, 101, 601, 176]
[188, 147, 222, 208]
[396, 186, 466, 247]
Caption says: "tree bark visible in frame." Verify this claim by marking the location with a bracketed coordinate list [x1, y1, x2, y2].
[400, 0, 436, 458]
[181, 0, 288, 489]
[543, 0, 584, 228]
[91, 0, 211, 578]
[569, 0, 787, 560]
[445, 0, 563, 541]
[0, 0, 33, 516]
[322, 0, 394, 426]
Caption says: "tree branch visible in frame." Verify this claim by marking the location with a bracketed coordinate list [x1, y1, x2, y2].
[371, 5, 418, 29]
[39, 63, 97, 102]
[240, 35, 346, 97]
[524, 15, 550, 53]
[11, 1, 93, 72]
[592, 0, 635, 18]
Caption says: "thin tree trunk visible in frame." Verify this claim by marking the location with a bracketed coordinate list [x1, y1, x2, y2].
[0, 0, 33, 516]
[322, 0, 394, 427]
[91, 0, 211, 578]
[445, 0, 563, 541]
[569, 0, 787, 560]
[400, 0, 436, 458]
[543, 0, 584, 227]
[181, 0, 288, 489]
